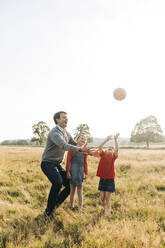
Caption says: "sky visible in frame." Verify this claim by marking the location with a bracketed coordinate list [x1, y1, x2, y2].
[1, 0, 165, 141]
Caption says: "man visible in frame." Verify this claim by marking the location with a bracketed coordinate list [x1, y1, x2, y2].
[41, 111, 92, 216]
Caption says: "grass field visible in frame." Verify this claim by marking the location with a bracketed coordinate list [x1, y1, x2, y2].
[0, 146, 165, 248]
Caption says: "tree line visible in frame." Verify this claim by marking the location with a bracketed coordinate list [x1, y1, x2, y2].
[1, 115, 164, 147]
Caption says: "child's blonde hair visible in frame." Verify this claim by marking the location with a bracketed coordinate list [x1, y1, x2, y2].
[75, 134, 87, 142]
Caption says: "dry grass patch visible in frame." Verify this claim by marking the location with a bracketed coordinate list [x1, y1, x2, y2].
[0, 146, 165, 248]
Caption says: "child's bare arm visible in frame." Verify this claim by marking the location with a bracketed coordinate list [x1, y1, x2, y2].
[66, 171, 71, 179]
[98, 135, 113, 152]
[114, 133, 120, 155]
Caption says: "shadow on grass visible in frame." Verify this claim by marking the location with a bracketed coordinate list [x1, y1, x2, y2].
[0, 212, 65, 248]
[34, 212, 64, 235]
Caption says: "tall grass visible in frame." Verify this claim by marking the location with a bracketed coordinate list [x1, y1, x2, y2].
[0, 146, 165, 247]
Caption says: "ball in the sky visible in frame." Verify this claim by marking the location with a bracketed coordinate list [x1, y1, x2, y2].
[113, 88, 127, 101]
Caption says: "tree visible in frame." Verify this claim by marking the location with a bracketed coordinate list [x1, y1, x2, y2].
[74, 124, 93, 143]
[130, 115, 164, 148]
[0, 139, 29, 146]
[31, 121, 50, 145]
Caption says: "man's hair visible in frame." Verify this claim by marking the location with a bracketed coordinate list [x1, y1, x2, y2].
[53, 111, 67, 124]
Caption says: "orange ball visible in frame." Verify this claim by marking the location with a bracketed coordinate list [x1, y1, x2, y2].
[113, 88, 126, 101]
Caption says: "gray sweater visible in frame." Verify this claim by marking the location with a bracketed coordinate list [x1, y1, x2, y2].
[42, 125, 77, 163]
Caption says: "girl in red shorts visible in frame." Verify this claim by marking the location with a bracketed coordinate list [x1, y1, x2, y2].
[95, 133, 119, 216]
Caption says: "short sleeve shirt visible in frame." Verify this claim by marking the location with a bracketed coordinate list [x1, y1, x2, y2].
[96, 150, 118, 179]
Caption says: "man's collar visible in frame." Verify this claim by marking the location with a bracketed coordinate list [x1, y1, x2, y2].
[56, 125, 66, 133]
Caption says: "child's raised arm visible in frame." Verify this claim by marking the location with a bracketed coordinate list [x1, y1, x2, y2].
[98, 135, 113, 152]
[114, 133, 120, 155]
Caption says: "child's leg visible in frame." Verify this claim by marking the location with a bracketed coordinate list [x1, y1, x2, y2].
[104, 192, 111, 216]
[77, 185, 83, 212]
[100, 191, 106, 205]
[70, 184, 76, 208]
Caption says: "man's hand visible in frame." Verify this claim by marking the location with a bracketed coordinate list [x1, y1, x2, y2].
[81, 146, 88, 153]
[87, 147, 98, 156]
[80, 146, 96, 156]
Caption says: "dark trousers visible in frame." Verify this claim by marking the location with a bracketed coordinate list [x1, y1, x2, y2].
[41, 161, 70, 214]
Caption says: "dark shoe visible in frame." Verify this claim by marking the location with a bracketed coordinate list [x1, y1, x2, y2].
[44, 209, 54, 220]
[44, 214, 53, 222]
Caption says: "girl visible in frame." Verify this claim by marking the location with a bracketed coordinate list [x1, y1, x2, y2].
[66, 134, 88, 213]
[95, 133, 120, 216]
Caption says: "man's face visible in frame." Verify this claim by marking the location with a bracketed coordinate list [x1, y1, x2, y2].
[56, 113, 68, 128]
